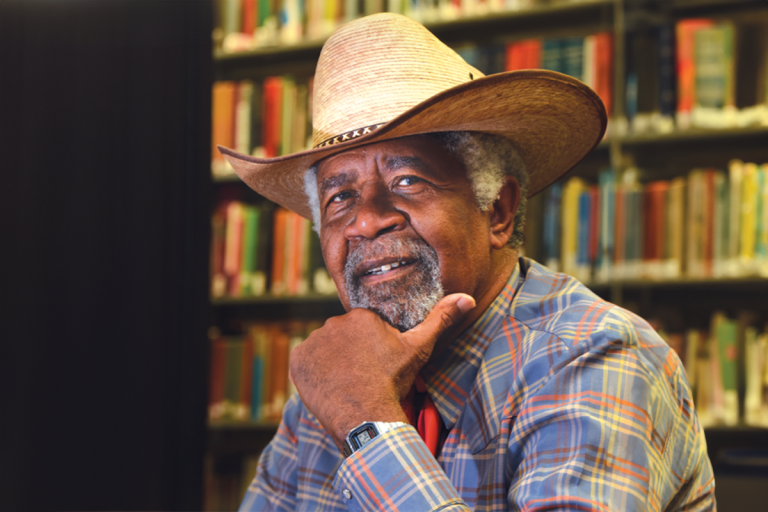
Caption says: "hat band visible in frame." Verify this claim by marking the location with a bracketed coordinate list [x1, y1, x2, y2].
[314, 122, 386, 148]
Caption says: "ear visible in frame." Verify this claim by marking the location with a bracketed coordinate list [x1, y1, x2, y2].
[489, 176, 521, 250]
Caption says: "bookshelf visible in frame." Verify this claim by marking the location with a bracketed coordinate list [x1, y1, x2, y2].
[206, 0, 768, 509]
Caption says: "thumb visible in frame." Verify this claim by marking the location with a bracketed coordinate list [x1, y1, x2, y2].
[403, 293, 476, 354]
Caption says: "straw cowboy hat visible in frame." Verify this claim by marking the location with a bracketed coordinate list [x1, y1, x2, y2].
[219, 13, 607, 220]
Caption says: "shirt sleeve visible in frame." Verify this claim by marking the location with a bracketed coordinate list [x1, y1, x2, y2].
[333, 424, 470, 511]
[239, 395, 302, 512]
[506, 336, 716, 511]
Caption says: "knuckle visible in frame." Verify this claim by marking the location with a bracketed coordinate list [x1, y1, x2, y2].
[440, 308, 458, 329]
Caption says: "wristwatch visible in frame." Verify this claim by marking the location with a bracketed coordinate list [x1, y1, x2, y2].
[342, 421, 406, 458]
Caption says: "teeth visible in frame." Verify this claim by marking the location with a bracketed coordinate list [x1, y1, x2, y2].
[366, 261, 407, 275]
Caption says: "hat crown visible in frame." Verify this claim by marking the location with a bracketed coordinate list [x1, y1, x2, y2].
[312, 13, 484, 147]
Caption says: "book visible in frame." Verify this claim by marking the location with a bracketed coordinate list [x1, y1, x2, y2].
[235, 80, 254, 155]
[643, 181, 668, 277]
[271, 207, 288, 295]
[745, 329, 768, 427]
[595, 169, 614, 282]
[686, 169, 705, 278]
[540, 38, 562, 74]
[666, 177, 685, 279]
[561, 177, 586, 279]
[542, 181, 562, 272]
[262, 77, 283, 159]
[239, 205, 261, 296]
[211, 81, 237, 175]
[675, 18, 715, 129]
[693, 22, 736, 128]
[715, 315, 739, 426]
[657, 24, 677, 126]
[505, 39, 541, 71]
[741, 162, 759, 269]
[727, 159, 743, 275]
[224, 201, 245, 296]
[210, 202, 229, 298]
[593, 32, 613, 118]
[208, 335, 228, 420]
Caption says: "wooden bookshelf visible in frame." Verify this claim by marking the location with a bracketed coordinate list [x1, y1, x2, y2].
[206, 1, 768, 509]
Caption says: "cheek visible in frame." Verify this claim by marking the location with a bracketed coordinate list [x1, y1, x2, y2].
[418, 207, 490, 293]
[320, 233, 353, 302]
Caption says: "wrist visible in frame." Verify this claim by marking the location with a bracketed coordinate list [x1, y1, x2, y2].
[331, 405, 409, 449]
[342, 421, 409, 458]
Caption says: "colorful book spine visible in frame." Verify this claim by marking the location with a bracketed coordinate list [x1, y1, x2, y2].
[675, 18, 715, 129]
[211, 81, 237, 174]
[526, 160, 766, 283]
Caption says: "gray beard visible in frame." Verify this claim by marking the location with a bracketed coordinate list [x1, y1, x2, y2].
[344, 234, 444, 332]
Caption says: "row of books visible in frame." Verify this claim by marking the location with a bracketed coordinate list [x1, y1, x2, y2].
[661, 312, 768, 428]
[528, 160, 768, 283]
[214, 0, 566, 52]
[459, 32, 614, 115]
[201, 317, 768, 511]
[208, 320, 322, 423]
[206, 313, 768, 429]
[211, 198, 336, 298]
[210, 30, 614, 174]
[212, 76, 313, 176]
[625, 19, 768, 135]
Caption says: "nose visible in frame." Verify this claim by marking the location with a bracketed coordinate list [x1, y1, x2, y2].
[344, 187, 407, 240]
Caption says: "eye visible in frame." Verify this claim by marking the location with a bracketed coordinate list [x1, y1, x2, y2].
[394, 176, 422, 187]
[327, 190, 353, 207]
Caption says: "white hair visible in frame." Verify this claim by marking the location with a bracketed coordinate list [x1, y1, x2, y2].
[303, 131, 529, 247]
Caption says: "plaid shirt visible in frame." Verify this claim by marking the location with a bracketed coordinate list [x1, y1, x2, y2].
[240, 258, 715, 511]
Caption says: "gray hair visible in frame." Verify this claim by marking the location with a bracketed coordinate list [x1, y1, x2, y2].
[303, 131, 529, 248]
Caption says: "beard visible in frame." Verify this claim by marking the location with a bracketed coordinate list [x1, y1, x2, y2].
[343, 234, 444, 332]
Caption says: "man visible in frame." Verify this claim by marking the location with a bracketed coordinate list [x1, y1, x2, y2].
[220, 13, 715, 511]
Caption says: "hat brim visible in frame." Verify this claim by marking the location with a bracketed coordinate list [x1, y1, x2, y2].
[219, 69, 607, 220]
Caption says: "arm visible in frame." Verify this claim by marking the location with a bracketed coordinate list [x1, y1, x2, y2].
[239, 395, 301, 512]
[333, 424, 469, 511]
[507, 338, 715, 511]
[288, 294, 476, 511]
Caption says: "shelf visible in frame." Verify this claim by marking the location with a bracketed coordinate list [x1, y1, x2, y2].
[208, 420, 280, 455]
[209, 419, 280, 431]
[214, 0, 615, 78]
[661, 0, 768, 18]
[205, 419, 768, 456]
[587, 276, 768, 290]
[618, 126, 768, 147]
[212, 293, 339, 305]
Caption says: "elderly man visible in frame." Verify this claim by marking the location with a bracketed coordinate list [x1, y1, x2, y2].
[221, 13, 715, 512]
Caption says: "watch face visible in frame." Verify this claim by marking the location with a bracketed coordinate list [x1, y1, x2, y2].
[352, 425, 377, 449]
[356, 430, 372, 445]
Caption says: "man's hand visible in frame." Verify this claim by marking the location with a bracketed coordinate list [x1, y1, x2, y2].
[289, 293, 476, 450]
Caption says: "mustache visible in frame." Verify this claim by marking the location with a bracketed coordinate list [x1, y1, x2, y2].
[343, 234, 433, 280]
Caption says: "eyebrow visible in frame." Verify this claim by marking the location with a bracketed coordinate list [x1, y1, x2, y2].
[384, 156, 429, 174]
[318, 172, 354, 198]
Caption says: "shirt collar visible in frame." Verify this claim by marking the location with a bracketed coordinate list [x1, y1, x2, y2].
[421, 260, 523, 430]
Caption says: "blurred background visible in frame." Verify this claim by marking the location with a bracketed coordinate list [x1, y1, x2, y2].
[2, 0, 767, 511]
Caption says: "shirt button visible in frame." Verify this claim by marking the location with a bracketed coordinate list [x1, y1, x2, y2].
[342, 489, 352, 500]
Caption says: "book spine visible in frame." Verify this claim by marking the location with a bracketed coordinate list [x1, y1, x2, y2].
[675, 19, 715, 128]
[224, 202, 245, 296]
[262, 77, 283, 159]
[211, 81, 237, 173]
[271, 208, 287, 295]
[657, 24, 676, 120]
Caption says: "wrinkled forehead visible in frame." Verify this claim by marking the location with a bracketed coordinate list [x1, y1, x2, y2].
[313, 134, 465, 186]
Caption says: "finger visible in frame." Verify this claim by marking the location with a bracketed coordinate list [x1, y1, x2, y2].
[403, 293, 475, 354]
